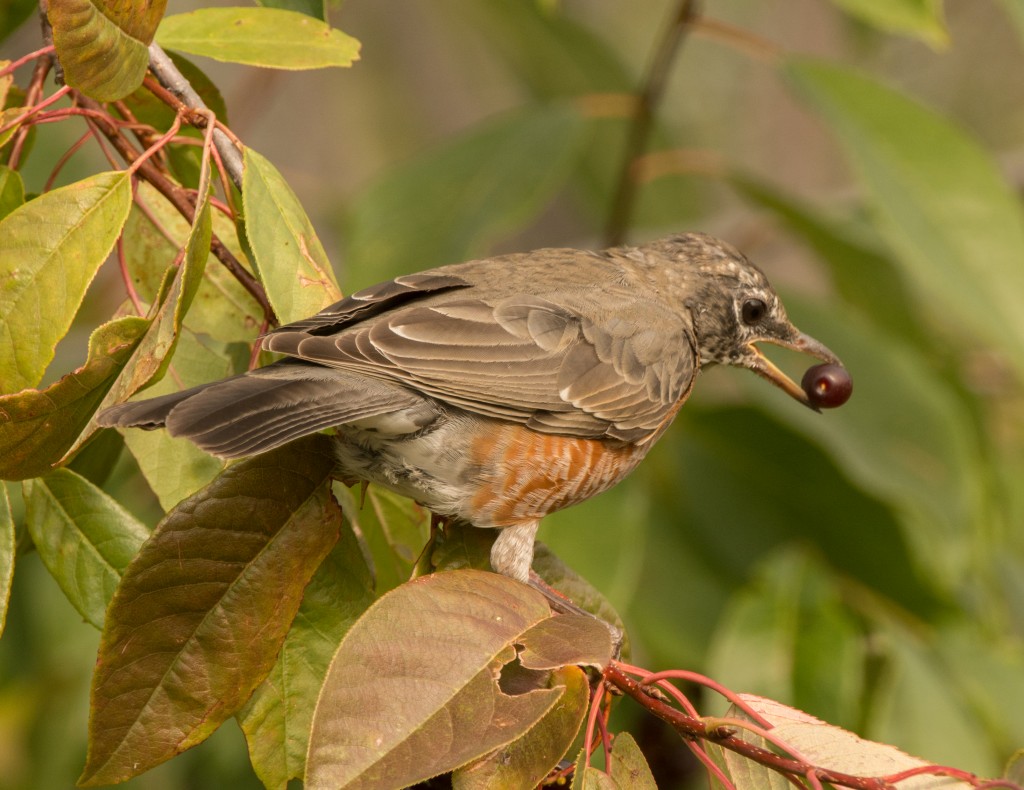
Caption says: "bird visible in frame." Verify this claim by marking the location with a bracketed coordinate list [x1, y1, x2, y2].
[99, 232, 849, 584]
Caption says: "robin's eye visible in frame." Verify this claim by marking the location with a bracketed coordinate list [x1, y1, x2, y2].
[741, 298, 767, 325]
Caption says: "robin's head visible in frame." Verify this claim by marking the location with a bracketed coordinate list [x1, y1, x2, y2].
[652, 233, 848, 410]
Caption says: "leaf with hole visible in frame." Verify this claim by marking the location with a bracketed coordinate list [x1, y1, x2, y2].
[306, 570, 563, 789]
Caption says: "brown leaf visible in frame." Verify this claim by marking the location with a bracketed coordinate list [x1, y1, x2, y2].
[306, 569, 560, 789]
[517, 614, 613, 671]
[0, 316, 148, 481]
[78, 435, 341, 786]
[453, 665, 590, 789]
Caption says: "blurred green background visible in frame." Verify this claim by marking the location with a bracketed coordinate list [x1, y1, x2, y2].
[4, 0, 1024, 786]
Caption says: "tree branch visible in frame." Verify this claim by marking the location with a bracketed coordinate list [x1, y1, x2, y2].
[75, 94, 276, 325]
[147, 43, 245, 191]
[604, 663, 897, 790]
[604, 0, 699, 247]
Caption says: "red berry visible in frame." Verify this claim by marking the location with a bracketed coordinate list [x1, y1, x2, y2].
[801, 363, 852, 409]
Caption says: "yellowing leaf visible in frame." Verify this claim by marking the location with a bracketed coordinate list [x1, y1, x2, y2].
[156, 8, 359, 69]
[48, 0, 167, 101]
[0, 171, 132, 392]
[826, 0, 947, 47]
[0, 316, 149, 481]
[241, 147, 342, 324]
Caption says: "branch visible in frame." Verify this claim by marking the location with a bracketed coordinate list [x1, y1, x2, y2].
[604, 663, 896, 790]
[147, 43, 245, 191]
[75, 94, 276, 325]
[604, 0, 700, 247]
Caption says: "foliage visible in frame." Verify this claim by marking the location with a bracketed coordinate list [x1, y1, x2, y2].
[1, 0, 1024, 788]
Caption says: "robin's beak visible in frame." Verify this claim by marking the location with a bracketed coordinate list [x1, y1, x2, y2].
[741, 330, 843, 411]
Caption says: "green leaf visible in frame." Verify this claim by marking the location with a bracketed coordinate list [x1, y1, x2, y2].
[0, 484, 13, 637]
[156, 8, 359, 69]
[609, 733, 656, 789]
[0, 316, 149, 481]
[742, 296, 981, 593]
[241, 147, 342, 324]
[306, 570, 561, 789]
[79, 435, 341, 786]
[825, 0, 948, 46]
[73, 167, 213, 456]
[47, 0, 167, 101]
[706, 550, 865, 730]
[785, 58, 1024, 377]
[124, 182, 262, 344]
[119, 331, 231, 510]
[22, 468, 149, 629]
[0, 171, 132, 392]
[344, 104, 589, 285]
[255, 0, 325, 22]
[729, 174, 929, 348]
[238, 520, 374, 790]
[336, 483, 430, 595]
[453, 665, 589, 790]
[0, 163, 24, 221]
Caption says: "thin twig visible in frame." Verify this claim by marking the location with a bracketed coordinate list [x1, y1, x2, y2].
[604, 663, 897, 790]
[604, 0, 700, 247]
[75, 94, 275, 325]
[147, 43, 244, 190]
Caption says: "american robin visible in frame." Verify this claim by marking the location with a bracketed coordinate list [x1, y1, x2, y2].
[100, 233, 849, 582]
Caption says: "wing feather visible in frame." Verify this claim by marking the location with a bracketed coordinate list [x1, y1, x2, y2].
[263, 282, 697, 442]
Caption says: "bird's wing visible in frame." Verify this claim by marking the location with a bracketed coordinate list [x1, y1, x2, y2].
[265, 286, 698, 443]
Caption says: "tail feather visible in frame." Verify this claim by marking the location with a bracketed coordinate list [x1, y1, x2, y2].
[98, 362, 425, 458]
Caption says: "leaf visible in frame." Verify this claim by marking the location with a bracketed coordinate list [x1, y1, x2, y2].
[79, 435, 341, 786]
[241, 146, 342, 324]
[22, 468, 149, 629]
[0, 163, 24, 221]
[705, 549, 865, 730]
[119, 331, 231, 510]
[306, 570, 561, 789]
[256, 0, 326, 22]
[336, 483, 431, 595]
[825, 0, 947, 46]
[0, 171, 132, 392]
[47, 0, 167, 101]
[708, 695, 974, 789]
[0, 484, 13, 637]
[453, 665, 589, 790]
[0, 316, 149, 481]
[609, 732, 656, 789]
[156, 8, 359, 69]
[71, 167, 213, 457]
[516, 614, 612, 670]
[125, 181, 262, 344]
[532, 543, 627, 642]
[238, 522, 375, 790]
[785, 58, 1024, 377]
[343, 104, 588, 285]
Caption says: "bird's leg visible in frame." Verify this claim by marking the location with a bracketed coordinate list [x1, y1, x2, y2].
[491, 523, 623, 655]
